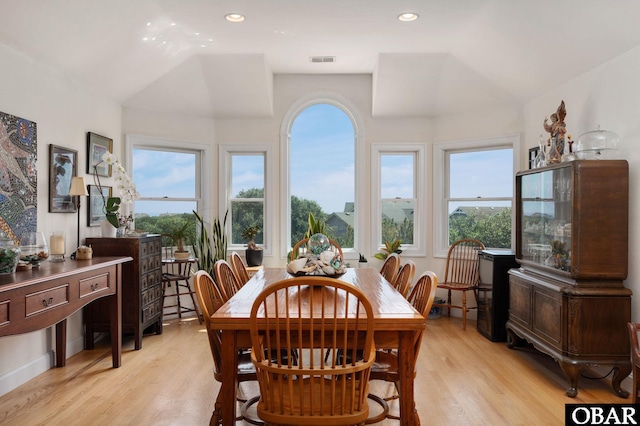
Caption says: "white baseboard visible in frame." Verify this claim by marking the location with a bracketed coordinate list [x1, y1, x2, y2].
[0, 351, 54, 397]
[0, 334, 86, 397]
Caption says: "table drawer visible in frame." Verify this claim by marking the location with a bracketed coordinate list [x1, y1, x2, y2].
[79, 273, 111, 298]
[0, 300, 8, 326]
[25, 284, 69, 317]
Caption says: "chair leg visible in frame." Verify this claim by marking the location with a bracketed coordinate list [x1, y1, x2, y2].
[446, 290, 452, 317]
[461, 291, 467, 330]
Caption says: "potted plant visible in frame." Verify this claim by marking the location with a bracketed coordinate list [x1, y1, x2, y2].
[373, 239, 402, 260]
[193, 210, 228, 277]
[168, 221, 192, 259]
[242, 225, 263, 266]
[358, 253, 368, 268]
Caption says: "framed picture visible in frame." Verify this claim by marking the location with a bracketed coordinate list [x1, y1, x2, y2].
[49, 144, 78, 213]
[87, 132, 113, 177]
[88, 184, 111, 226]
[529, 147, 539, 169]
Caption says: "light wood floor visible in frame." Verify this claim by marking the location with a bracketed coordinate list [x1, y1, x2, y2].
[0, 314, 630, 425]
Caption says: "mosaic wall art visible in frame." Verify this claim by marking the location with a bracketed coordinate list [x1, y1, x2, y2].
[0, 111, 37, 244]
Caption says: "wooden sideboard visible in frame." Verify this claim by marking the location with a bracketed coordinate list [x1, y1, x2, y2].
[0, 257, 131, 368]
[84, 235, 163, 350]
[507, 160, 630, 397]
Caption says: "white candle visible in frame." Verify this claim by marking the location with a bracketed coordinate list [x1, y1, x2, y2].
[50, 233, 65, 255]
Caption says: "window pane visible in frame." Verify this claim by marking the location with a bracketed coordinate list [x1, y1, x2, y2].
[133, 148, 196, 198]
[290, 103, 355, 248]
[449, 149, 513, 198]
[381, 200, 414, 244]
[232, 155, 264, 197]
[448, 200, 512, 248]
[381, 154, 414, 198]
[231, 201, 264, 245]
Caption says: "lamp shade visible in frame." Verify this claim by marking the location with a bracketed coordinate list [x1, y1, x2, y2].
[69, 176, 89, 196]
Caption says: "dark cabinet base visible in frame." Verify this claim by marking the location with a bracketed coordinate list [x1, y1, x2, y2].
[506, 268, 631, 398]
[84, 236, 163, 350]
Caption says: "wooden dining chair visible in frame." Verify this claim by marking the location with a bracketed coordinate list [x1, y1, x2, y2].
[290, 237, 343, 261]
[391, 259, 415, 298]
[628, 322, 640, 403]
[249, 276, 375, 425]
[229, 251, 250, 285]
[367, 270, 438, 423]
[379, 252, 401, 283]
[193, 270, 261, 425]
[432, 238, 485, 330]
[213, 259, 243, 301]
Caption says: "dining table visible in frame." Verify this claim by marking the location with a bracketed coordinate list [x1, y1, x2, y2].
[208, 266, 426, 425]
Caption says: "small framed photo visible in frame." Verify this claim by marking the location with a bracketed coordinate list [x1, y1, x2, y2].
[49, 144, 78, 213]
[529, 147, 540, 169]
[88, 184, 111, 226]
[87, 132, 113, 177]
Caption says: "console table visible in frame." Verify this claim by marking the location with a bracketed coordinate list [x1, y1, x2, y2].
[0, 257, 131, 368]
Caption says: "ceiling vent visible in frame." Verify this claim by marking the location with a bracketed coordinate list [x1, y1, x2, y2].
[310, 56, 336, 63]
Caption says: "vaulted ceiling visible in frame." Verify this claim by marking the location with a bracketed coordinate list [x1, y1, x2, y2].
[1, 0, 640, 118]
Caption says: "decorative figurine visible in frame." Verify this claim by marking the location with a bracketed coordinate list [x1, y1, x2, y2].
[543, 100, 567, 164]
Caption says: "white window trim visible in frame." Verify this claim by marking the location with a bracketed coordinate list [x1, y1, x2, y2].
[125, 133, 211, 223]
[279, 92, 365, 261]
[371, 143, 427, 257]
[220, 144, 273, 257]
[433, 134, 520, 258]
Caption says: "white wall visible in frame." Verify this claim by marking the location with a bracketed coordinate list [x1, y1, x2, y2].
[523, 45, 640, 321]
[0, 43, 121, 395]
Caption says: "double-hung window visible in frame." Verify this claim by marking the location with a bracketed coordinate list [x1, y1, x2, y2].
[220, 145, 272, 256]
[371, 144, 426, 257]
[433, 135, 519, 256]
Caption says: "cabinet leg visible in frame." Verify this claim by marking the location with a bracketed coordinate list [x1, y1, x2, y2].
[506, 328, 522, 348]
[612, 363, 632, 398]
[558, 361, 580, 398]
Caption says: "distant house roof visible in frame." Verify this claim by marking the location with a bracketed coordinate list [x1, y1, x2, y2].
[327, 211, 355, 228]
[382, 201, 414, 223]
[449, 206, 509, 217]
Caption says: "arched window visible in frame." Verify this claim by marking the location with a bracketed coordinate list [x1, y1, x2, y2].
[281, 95, 363, 259]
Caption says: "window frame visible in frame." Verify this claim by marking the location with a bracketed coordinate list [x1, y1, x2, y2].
[220, 144, 273, 257]
[125, 133, 211, 223]
[433, 134, 520, 257]
[371, 143, 427, 257]
[280, 93, 365, 261]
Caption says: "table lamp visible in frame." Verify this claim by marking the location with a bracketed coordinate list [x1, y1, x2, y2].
[69, 176, 89, 253]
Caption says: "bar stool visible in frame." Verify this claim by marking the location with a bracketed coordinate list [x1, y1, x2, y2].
[162, 256, 202, 323]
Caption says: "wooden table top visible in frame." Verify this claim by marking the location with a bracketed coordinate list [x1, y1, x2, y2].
[209, 267, 426, 331]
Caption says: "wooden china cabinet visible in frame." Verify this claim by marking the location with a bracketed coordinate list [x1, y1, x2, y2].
[506, 160, 631, 398]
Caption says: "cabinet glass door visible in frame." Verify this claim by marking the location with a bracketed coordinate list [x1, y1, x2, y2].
[520, 166, 572, 272]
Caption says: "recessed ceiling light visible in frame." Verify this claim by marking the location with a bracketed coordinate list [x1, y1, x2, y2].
[398, 12, 419, 22]
[225, 13, 245, 23]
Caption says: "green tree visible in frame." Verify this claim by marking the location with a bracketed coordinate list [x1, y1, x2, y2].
[290, 196, 326, 245]
[135, 213, 196, 248]
[231, 188, 264, 245]
[448, 208, 511, 248]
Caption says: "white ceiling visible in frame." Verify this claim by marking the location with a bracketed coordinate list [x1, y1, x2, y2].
[1, 0, 640, 118]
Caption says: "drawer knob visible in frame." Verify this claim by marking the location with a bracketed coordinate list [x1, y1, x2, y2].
[90, 283, 99, 291]
[42, 297, 53, 307]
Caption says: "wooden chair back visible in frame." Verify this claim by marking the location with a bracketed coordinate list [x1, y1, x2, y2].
[249, 276, 375, 425]
[229, 251, 250, 285]
[291, 237, 343, 261]
[193, 270, 225, 377]
[407, 270, 438, 366]
[213, 259, 242, 301]
[379, 252, 401, 283]
[443, 238, 484, 288]
[628, 322, 640, 403]
[391, 260, 415, 298]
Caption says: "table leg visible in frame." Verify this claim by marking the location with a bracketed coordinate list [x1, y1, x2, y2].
[220, 330, 239, 426]
[397, 330, 419, 426]
[55, 319, 67, 367]
[110, 265, 123, 368]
